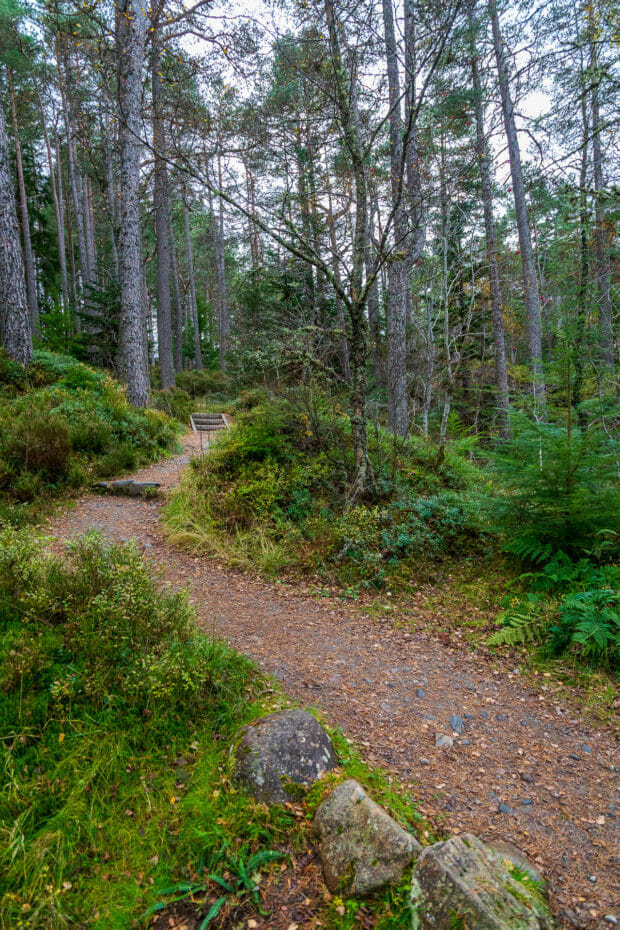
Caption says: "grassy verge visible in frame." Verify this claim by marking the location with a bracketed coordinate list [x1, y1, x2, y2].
[0, 350, 181, 528]
[0, 529, 427, 929]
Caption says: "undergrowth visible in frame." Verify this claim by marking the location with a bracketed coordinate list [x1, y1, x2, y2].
[164, 390, 482, 588]
[0, 350, 180, 524]
[0, 529, 426, 929]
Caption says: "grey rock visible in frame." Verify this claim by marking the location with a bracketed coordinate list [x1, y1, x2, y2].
[314, 779, 421, 895]
[464, 713, 474, 719]
[498, 802, 514, 814]
[582, 743, 592, 754]
[480, 711, 489, 719]
[497, 713, 507, 721]
[490, 840, 544, 884]
[522, 798, 534, 806]
[411, 834, 553, 929]
[449, 714, 464, 733]
[94, 479, 160, 498]
[234, 710, 337, 804]
[419, 758, 430, 766]
[435, 733, 454, 750]
[461, 739, 470, 746]
[520, 772, 534, 784]
[603, 917, 617, 925]
[416, 689, 426, 699]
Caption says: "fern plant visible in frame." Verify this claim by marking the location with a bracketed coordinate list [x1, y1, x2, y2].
[549, 588, 620, 668]
[488, 594, 549, 647]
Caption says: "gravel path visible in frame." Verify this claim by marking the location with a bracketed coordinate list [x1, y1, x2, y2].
[47, 433, 619, 930]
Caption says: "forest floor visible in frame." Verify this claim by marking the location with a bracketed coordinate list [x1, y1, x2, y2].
[46, 431, 619, 930]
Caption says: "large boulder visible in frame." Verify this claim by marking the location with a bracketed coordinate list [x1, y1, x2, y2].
[411, 834, 553, 930]
[314, 779, 421, 895]
[234, 709, 338, 804]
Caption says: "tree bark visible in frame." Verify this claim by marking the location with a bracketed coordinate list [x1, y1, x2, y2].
[589, 23, 614, 370]
[152, 37, 176, 388]
[215, 152, 229, 369]
[489, 0, 546, 412]
[8, 74, 38, 333]
[166, 193, 183, 371]
[116, 0, 150, 406]
[38, 94, 70, 317]
[382, 0, 409, 436]
[469, 9, 510, 437]
[183, 193, 203, 370]
[0, 98, 32, 365]
[325, 0, 372, 493]
[56, 39, 93, 303]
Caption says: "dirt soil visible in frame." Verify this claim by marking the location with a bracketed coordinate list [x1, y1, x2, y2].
[46, 432, 619, 930]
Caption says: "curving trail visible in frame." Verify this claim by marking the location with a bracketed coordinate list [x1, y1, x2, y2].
[47, 432, 619, 930]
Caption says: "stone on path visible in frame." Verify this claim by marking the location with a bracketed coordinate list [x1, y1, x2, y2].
[94, 479, 160, 498]
[314, 779, 421, 895]
[234, 709, 338, 804]
[411, 834, 553, 930]
[435, 732, 453, 749]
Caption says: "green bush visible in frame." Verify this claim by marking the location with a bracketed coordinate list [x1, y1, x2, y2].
[175, 368, 229, 397]
[0, 352, 180, 514]
[0, 529, 259, 928]
[150, 386, 194, 424]
[489, 417, 620, 563]
[165, 393, 480, 585]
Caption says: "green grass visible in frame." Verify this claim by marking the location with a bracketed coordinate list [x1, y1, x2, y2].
[0, 350, 181, 525]
[0, 528, 428, 929]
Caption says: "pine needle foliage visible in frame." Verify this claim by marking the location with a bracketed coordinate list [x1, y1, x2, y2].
[489, 416, 620, 563]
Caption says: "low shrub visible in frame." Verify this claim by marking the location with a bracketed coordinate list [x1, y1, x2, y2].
[150, 386, 194, 424]
[0, 529, 259, 928]
[165, 394, 481, 585]
[0, 352, 180, 516]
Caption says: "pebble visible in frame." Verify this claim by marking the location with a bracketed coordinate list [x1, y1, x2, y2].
[419, 757, 430, 765]
[480, 711, 488, 719]
[520, 773, 534, 783]
[582, 744, 592, 754]
[461, 739, 470, 746]
[569, 753, 580, 761]
[587, 875, 597, 883]
[435, 732, 453, 750]
[387, 682, 396, 688]
[497, 713, 507, 721]
[498, 802, 514, 814]
[522, 799, 533, 806]
[603, 917, 617, 925]
[416, 689, 426, 698]
[464, 713, 474, 719]
[449, 714, 464, 733]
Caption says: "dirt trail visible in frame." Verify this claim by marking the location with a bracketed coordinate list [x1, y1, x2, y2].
[47, 432, 619, 929]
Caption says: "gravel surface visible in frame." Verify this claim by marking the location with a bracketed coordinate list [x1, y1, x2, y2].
[47, 432, 620, 930]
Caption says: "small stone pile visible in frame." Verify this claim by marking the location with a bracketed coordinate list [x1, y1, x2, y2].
[233, 709, 555, 929]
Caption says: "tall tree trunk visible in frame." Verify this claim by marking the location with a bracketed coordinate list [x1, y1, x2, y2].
[0, 98, 32, 365]
[573, 65, 590, 416]
[56, 38, 93, 308]
[589, 23, 614, 369]
[403, 0, 425, 264]
[366, 180, 382, 384]
[38, 95, 70, 317]
[152, 38, 175, 389]
[183, 193, 203, 370]
[116, 0, 149, 406]
[382, 0, 409, 436]
[8, 74, 38, 333]
[215, 152, 229, 369]
[469, 10, 510, 437]
[325, 0, 372, 492]
[489, 0, 546, 412]
[325, 167, 351, 381]
[101, 113, 120, 278]
[167, 194, 183, 371]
